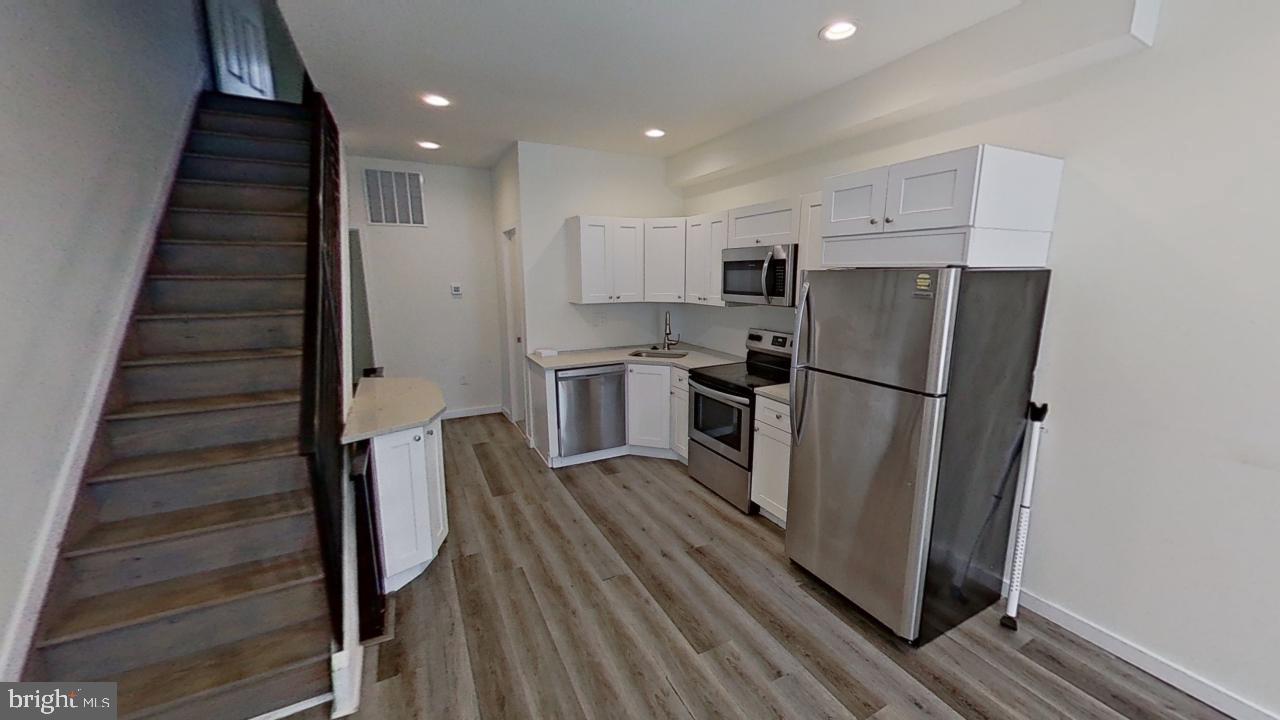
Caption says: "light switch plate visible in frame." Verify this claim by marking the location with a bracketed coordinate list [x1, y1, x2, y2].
[450, 283, 463, 296]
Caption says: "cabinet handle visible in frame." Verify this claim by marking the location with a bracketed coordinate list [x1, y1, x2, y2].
[755, 239, 761, 244]
[869, 218, 879, 225]
[677, 295, 682, 299]
[426, 429, 434, 436]
[775, 413, 782, 420]
[884, 217, 894, 224]
[754, 425, 760, 431]
[413, 435, 422, 442]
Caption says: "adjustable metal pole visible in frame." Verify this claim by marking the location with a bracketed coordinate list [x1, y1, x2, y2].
[1002, 402, 1048, 631]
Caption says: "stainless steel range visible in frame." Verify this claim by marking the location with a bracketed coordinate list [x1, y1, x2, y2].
[687, 329, 792, 513]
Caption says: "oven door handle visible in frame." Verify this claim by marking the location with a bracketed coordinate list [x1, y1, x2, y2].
[688, 380, 751, 410]
[759, 249, 775, 305]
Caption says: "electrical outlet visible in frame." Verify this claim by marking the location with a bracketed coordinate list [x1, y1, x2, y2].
[450, 282, 463, 296]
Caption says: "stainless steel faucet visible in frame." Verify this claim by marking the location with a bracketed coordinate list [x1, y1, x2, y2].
[662, 311, 681, 350]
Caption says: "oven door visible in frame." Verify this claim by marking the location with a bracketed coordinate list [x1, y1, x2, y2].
[688, 380, 752, 468]
[721, 245, 797, 306]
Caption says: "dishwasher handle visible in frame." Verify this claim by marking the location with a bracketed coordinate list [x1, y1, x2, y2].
[556, 364, 626, 380]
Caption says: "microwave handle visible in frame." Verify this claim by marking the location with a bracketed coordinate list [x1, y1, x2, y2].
[759, 249, 775, 305]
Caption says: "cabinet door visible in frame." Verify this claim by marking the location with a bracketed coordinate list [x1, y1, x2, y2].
[884, 147, 979, 233]
[626, 364, 671, 448]
[822, 166, 888, 238]
[671, 388, 689, 459]
[797, 191, 823, 272]
[704, 213, 727, 305]
[750, 421, 791, 524]
[727, 198, 797, 248]
[371, 426, 435, 578]
[611, 218, 644, 302]
[643, 218, 686, 302]
[576, 217, 613, 303]
[423, 419, 448, 554]
[685, 215, 709, 304]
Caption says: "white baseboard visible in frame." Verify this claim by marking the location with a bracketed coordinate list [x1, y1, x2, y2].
[549, 445, 681, 468]
[1018, 591, 1275, 720]
[442, 405, 503, 420]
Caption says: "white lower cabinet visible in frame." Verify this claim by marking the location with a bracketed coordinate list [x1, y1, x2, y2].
[751, 395, 791, 526]
[671, 388, 689, 461]
[627, 364, 671, 448]
[371, 418, 448, 592]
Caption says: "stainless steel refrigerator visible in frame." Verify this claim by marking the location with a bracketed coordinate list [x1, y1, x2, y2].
[787, 267, 1049, 644]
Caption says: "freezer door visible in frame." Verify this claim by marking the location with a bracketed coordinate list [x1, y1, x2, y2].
[800, 268, 959, 395]
[785, 367, 945, 640]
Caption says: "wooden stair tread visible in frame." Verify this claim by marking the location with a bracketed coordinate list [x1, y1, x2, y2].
[198, 108, 310, 126]
[174, 178, 308, 191]
[157, 238, 307, 247]
[121, 348, 302, 367]
[167, 206, 307, 218]
[114, 618, 330, 718]
[183, 152, 308, 168]
[105, 390, 300, 420]
[41, 550, 323, 647]
[66, 489, 313, 557]
[89, 438, 300, 483]
[147, 274, 306, 280]
[189, 129, 310, 146]
[135, 309, 305, 321]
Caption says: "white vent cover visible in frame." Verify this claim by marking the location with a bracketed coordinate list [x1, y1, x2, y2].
[364, 169, 426, 226]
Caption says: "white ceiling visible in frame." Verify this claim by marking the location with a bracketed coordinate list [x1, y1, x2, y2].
[278, 0, 1020, 167]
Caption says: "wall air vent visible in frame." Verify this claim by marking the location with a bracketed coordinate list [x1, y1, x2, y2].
[363, 169, 426, 226]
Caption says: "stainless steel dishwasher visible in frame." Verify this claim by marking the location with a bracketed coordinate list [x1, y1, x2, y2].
[556, 365, 626, 456]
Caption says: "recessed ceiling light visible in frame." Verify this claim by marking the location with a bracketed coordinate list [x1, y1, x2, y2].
[644, 128, 666, 139]
[417, 140, 441, 150]
[422, 94, 451, 107]
[820, 20, 857, 41]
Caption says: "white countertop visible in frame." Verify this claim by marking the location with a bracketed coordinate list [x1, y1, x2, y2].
[526, 343, 740, 372]
[757, 383, 790, 405]
[342, 377, 448, 443]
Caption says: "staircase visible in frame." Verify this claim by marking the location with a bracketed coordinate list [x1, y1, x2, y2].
[25, 93, 333, 719]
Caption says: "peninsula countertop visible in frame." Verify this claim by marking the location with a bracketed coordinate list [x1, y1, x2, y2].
[526, 343, 740, 372]
[757, 383, 790, 405]
[342, 376, 447, 443]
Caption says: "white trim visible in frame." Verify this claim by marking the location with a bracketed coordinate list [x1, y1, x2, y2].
[442, 405, 502, 420]
[1019, 591, 1276, 720]
[247, 693, 333, 720]
[549, 444, 680, 468]
[330, 460, 363, 716]
[0, 83, 205, 680]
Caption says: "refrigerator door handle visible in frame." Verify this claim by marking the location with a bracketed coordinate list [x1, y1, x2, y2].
[790, 280, 811, 439]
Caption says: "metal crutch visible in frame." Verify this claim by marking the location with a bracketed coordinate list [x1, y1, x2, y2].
[1001, 402, 1049, 631]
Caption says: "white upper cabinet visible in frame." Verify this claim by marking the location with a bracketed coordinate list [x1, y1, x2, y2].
[612, 218, 644, 302]
[643, 218, 686, 302]
[820, 145, 1063, 268]
[884, 147, 979, 233]
[568, 216, 644, 303]
[797, 191, 824, 273]
[727, 198, 798, 249]
[626, 364, 671, 448]
[685, 212, 726, 305]
[822, 166, 889, 238]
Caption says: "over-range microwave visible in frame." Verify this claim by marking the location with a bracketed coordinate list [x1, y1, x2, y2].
[722, 244, 798, 307]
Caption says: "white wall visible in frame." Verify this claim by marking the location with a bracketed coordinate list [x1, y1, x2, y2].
[681, 2, 1279, 716]
[515, 141, 682, 352]
[347, 156, 503, 415]
[492, 146, 523, 418]
[0, 1, 208, 678]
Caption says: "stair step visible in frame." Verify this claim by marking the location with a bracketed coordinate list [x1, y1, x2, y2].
[90, 438, 301, 483]
[65, 489, 313, 559]
[134, 311, 304, 355]
[196, 109, 311, 141]
[106, 390, 299, 420]
[187, 130, 311, 164]
[152, 240, 306, 277]
[170, 179, 308, 213]
[179, 153, 310, 186]
[114, 619, 330, 719]
[41, 550, 323, 648]
[143, 275, 305, 315]
[200, 92, 311, 120]
[120, 348, 302, 403]
[162, 206, 307, 243]
[104, 394, 299, 459]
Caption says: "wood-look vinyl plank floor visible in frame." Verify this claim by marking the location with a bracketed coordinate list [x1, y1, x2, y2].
[353, 415, 1231, 720]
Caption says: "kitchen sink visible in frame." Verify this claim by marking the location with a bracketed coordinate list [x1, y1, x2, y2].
[628, 350, 688, 358]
